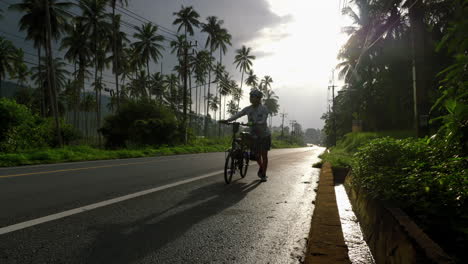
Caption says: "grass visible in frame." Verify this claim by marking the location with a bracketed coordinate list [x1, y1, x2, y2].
[319, 130, 415, 168]
[0, 138, 303, 167]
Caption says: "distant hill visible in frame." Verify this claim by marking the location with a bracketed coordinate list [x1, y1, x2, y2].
[0, 80, 22, 98]
[0, 80, 113, 117]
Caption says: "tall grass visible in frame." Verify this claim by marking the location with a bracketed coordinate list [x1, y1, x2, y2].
[0, 137, 302, 167]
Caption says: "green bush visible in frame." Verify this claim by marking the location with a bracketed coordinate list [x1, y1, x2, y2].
[352, 137, 467, 261]
[0, 98, 49, 152]
[100, 101, 180, 148]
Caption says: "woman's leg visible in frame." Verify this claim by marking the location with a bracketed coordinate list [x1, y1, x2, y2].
[261, 150, 268, 177]
[256, 152, 263, 175]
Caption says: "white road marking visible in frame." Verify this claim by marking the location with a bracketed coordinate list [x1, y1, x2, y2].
[0, 170, 222, 235]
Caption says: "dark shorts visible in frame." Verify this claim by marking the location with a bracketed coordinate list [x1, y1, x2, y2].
[250, 135, 271, 153]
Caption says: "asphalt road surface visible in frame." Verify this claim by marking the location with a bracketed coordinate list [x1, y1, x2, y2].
[0, 147, 324, 264]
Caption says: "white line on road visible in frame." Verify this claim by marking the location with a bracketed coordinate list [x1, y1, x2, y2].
[0, 170, 222, 235]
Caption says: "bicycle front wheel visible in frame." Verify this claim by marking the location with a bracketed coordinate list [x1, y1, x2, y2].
[224, 152, 235, 184]
[240, 153, 249, 178]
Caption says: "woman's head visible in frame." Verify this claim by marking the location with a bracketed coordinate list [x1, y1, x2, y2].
[249, 89, 263, 105]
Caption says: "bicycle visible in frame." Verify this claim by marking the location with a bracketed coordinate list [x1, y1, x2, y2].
[223, 122, 252, 184]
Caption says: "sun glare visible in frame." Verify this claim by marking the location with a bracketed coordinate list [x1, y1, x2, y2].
[248, 0, 349, 89]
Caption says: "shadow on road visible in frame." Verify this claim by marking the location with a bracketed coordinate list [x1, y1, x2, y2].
[85, 178, 262, 263]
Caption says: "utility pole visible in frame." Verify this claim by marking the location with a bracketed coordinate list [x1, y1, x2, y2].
[408, 0, 428, 137]
[280, 112, 288, 139]
[290, 120, 296, 143]
[328, 70, 337, 146]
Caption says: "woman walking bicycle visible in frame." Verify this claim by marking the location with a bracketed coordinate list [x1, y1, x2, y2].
[220, 89, 271, 182]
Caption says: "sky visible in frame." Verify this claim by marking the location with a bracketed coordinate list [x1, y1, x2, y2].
[0, 0, 352, 130]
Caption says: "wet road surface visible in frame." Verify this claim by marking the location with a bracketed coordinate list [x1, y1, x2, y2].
[0, 147, 324, 263]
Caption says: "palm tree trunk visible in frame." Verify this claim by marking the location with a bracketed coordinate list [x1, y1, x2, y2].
[146, 59, 151, 99]
[37, 47, 45, 117]
[205, 49, 213, 137]
[238, 70, 244, 109]
[195, 81, 198, 117]
[44, 1, 62, 147]
[94, 39, 100, 145]
[189, 69, 193, 125]
[112, 3, 120, 111]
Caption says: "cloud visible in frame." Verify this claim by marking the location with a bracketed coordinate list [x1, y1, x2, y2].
[252, 50, 274, 59]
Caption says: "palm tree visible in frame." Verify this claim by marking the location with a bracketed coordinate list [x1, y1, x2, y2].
[201, 16, 222, 135]
[193, 50, 210, 116]
[10, 0, 72, 145]
[0, 37, 20, 97]
[260, 75, 273, 93]
[31, 57, 70, 116]
[173, 5, 200, 142]
[61, 20, 92, 125]
[80, 92, 95, 138]
[13, 62, 30, 90]
[213, 63, 226, 122]
[245, 69, 258, 89]
[77, 0, 111, 139]
[214, 27, 232, 65]
[218, 73, 233, 120]
[149, 72, 164, 102]
[164, 73, 180, 111]
[263, 89, 279, 128]
[132, 22, 165, 78]
[173, 5, 200, 38]
[170, 35, 189, 58]
[109, 0, 128, 110]
[226, 99, 238, 117]
[234, 45, 255, 108]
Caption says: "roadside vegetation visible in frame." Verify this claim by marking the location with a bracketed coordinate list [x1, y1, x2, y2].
[320, 0, 467, 262]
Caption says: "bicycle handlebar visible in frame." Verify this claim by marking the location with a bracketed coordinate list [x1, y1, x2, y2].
[223, 121, 252, 127]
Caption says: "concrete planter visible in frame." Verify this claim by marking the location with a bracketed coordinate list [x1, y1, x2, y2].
[344, 172, 453, 264]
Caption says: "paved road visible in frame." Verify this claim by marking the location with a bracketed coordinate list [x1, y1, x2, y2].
[0, 147, 324, 264]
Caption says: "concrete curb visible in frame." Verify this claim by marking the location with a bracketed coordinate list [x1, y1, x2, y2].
[304, 162, 350, 264]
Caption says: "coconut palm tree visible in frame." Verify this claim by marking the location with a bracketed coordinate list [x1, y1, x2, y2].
[109, 0, 128, 110]
[132, 22, 165, 78]
[164, 73, 180, 111]
[234, 45, 255, 107]
[263, 89, 279, 128]
[214, 27, 232, 65]
[173, 6, 200, 142]
[201, 16, 222, 135]
[13, 62, 30, 90]
[193, 50, 210, 115]
[245, 69, 258, 89]
[213, 63, 226, 122]
[0, 37, 21, 97]
[31, 57, 70, 116]
[173, 5, 200, 38]
[260, 75, 273, 93]
[149, 72, 164, 102]
[170, 35, 189, 58]
[61, 20, 92, 124]
[10, 0, 72, 144]
[77, 0, 111, 141]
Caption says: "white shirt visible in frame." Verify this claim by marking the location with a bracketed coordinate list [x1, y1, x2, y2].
[226, 104, 271, 137]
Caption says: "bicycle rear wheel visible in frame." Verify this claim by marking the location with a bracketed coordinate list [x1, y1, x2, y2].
[240, 153, 249, 178]
[224, 152, 235, 184]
